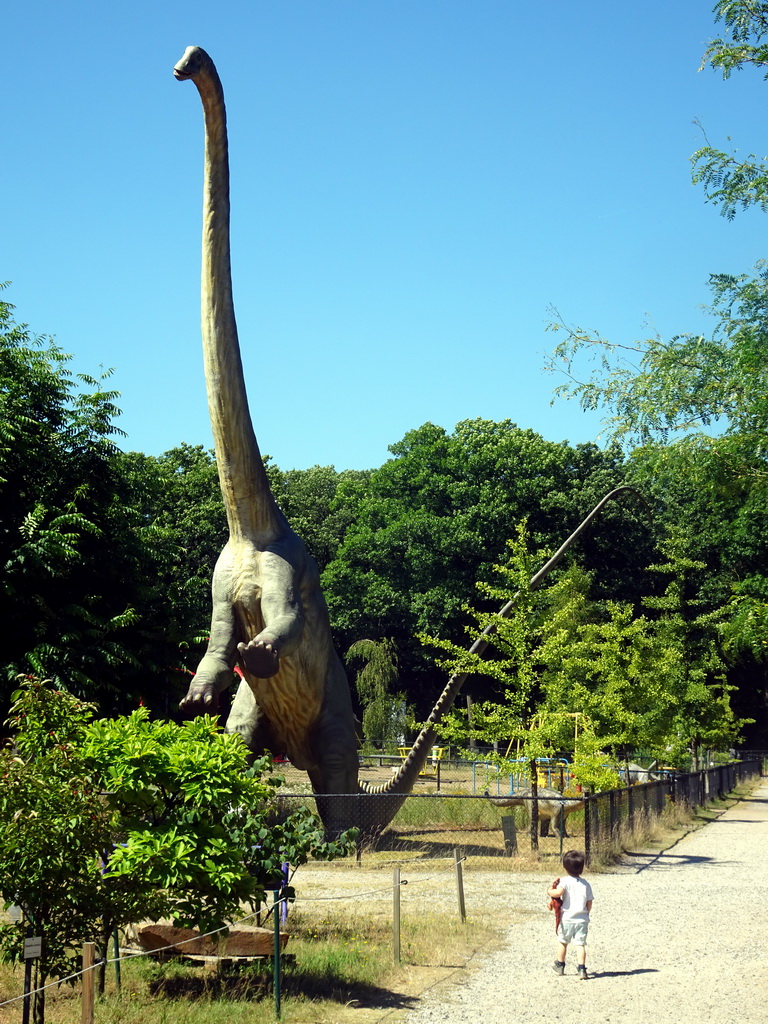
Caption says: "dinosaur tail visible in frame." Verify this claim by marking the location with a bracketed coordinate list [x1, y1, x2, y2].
[352, 486, 649, 830]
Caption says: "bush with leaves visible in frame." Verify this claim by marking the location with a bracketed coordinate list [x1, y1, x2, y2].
[0, 679, 356, 1023]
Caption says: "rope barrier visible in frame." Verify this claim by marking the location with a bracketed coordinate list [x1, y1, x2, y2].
[0, 907, 266, 1009]
[0, 851, 469, 1008]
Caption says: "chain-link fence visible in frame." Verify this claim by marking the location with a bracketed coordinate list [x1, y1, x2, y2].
[277, 759, 763, 867]
[582, 758, 761, 863]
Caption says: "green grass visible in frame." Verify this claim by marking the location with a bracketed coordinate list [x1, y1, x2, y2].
[392, 794, 501, 828]
[0, 904, 497, 1024]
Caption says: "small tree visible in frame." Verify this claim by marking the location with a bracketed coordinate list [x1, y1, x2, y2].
[420, 522, 554, 774]
[0, 682, 113, 1024]
[421, 521, 749, 786]
[345, 638, 406, 749]
[641, 539, 752, 766]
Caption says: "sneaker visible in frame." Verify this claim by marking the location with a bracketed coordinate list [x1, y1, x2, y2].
[553, 961, 565, 976]
[577, 966, 588, 981]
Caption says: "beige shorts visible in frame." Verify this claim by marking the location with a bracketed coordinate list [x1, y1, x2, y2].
[557, 919, 589, 945]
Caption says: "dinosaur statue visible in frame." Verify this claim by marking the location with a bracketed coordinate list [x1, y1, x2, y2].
[625, 760, 659, 784]
[486, 788, 585, 838]
[172, 45, 649, 836]
[173, 46, 359, 826]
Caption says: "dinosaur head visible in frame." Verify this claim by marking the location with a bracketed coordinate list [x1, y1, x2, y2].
[173, 46, 212, 82]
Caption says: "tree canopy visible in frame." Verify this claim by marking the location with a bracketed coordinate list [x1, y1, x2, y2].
[3, 262, 766, 755]
[321, 419, 649, 718]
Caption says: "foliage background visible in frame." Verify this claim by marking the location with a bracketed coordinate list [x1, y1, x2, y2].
[3, 3, 768, 753]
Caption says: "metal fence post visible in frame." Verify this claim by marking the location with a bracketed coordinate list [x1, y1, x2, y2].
[273, 889, 281, 1019]
[583, 793, 591, 865]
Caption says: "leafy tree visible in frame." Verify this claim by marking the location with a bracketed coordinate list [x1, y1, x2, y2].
[116, 453, 369, 711]
[0, 295, 234, 717]
[537, 541, 749, 766]
[323, 419, 644, 718]
[0, 679, 356, 1023]
[113, 445, 228, 708]
[345, 638, 405, 749]
[422, 520, 749, 785]
[641, 539, 751, 765]
[271, 464, 372, 572]
[421, 531, 629, 790]
[692, 1, 768, 218]
[0, 294, 144, 710]
[0, 682, 117, 1024]
[547, 271, 768, 469]
[547, 268, 768, 744]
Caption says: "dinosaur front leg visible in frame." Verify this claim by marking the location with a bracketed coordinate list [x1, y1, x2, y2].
[181, 560, 239, 713]
[237, 547, 305, 678]
[237, 638, 280, 678]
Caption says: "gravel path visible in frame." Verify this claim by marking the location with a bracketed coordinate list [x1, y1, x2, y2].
[402, 780, 768, 1024]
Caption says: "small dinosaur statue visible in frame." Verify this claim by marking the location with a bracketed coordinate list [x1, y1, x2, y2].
[172, 45, 650, 836]
[173, 46, 359, 819]
[486, 788, 585, 837]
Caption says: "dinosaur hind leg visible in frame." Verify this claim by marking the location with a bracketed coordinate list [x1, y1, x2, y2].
[224, 676, 278, 757]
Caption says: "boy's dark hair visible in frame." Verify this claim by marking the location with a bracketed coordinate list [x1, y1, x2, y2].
[562, 849, 585, 876]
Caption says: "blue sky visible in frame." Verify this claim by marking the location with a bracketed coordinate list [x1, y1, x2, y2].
[5, 1, 767, 470]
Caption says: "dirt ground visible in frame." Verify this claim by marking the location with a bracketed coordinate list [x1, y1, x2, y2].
[393, 778, 768, 1019]
[354, 778, 768, 1024]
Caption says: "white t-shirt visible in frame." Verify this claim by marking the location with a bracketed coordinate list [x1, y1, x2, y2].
[559, 875, 593, 923]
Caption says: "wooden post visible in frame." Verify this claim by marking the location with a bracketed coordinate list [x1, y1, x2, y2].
[609, 790, 616, 840]
[454, 847, 466, 923]
[81, 942, 95, 1024]
[466, 695, 476, 751]
[530, 759, 539, 852]
[583, 794, 591, 865]
[393, 867, 401, 962]
[627, 782, 635, 838]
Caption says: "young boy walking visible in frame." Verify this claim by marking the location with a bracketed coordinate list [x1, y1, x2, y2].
[547, 849, 594, 980]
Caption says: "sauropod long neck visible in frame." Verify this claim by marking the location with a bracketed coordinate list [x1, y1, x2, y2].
[195, 61, 284, 543]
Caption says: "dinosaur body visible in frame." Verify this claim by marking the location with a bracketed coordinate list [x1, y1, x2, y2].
[172, 45, 649, 835]
[488, 788, 584, 837]
[625, 760, 659, 784]
[174, 46, 358, 812]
